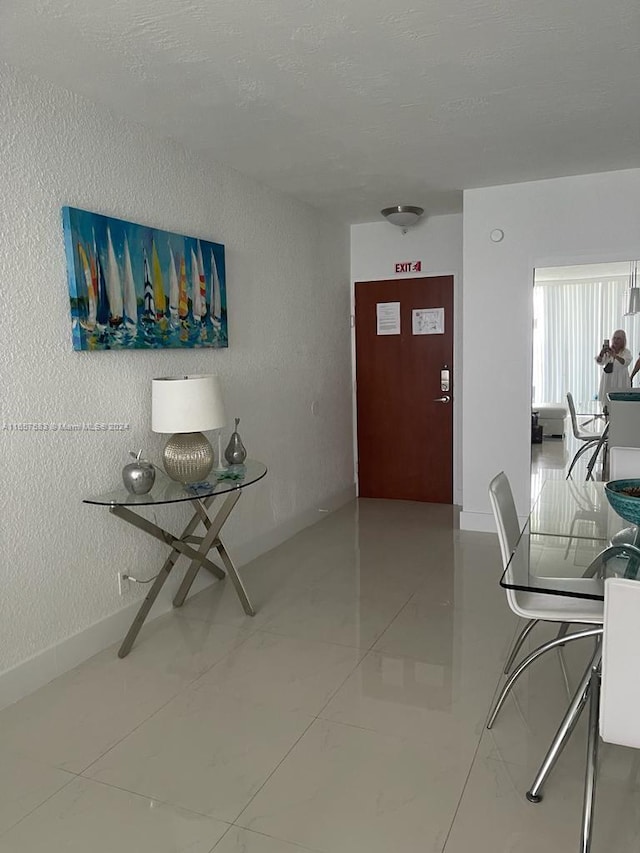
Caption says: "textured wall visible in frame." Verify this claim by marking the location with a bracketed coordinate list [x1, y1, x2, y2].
[0, 63, 352, 674]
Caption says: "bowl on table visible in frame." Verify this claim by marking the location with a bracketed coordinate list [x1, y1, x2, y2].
[604, 480, 640, 526]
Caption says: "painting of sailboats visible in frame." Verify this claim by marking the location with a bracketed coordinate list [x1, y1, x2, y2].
[62, 207, 228, 351]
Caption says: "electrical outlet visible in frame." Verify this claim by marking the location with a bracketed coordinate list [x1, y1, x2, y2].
[117, 572, 129, 595]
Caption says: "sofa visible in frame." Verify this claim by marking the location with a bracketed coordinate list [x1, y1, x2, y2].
[532, 403, 567, 438]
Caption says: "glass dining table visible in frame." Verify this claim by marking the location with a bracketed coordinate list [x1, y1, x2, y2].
[505, 480, 636, 601]
[499, 478, 640, 822]
[574, 400, 607, 421]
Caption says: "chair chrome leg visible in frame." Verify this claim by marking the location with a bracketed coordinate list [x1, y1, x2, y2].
[566, 441, 599, 480]
[556, 621, 570, 646]
[504, 619, 539, 675]
[526, 643, 602, 803]
[580, 666, 601, 853]
[486, 628, 602, 730]
[585, 427, 609, 482]
[557, 645, 572, 700]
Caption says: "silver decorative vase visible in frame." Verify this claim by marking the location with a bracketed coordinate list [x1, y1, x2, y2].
[224, 418, 247, 465]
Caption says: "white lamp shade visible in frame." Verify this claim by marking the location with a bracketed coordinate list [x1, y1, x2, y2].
[152, 374, 226, 434]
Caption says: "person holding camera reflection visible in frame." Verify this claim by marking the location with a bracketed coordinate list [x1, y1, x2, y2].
[596, 328, 631, 408]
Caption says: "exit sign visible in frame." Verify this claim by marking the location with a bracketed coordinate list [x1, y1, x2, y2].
[395, 261, 422, 273]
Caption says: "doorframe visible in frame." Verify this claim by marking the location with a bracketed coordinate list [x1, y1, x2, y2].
[350, 270, 462, 506]
[529, 247, 640, 499]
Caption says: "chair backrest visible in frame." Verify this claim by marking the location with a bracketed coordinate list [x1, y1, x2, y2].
[566, 392, 581, 438]
[488, 471, 521, 569]
[608, 447, 640, 480]
[601, 577, 640, 747]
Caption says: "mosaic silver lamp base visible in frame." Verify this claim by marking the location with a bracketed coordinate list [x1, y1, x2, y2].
[162, 432, 214, 484]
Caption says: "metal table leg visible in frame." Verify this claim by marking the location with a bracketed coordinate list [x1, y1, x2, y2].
[216, 535, 255, 616]
[117, 550, 177, 659]
[172, 491, 243, 607]
[580, 665, 601, 853]
[111, 505, 226, 577]
[111, 489, 254, 658]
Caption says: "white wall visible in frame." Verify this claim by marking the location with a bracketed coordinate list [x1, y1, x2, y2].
[461, 169, 640, 531]
[0, 63, 353, 704]
[350, 215, 464, 504]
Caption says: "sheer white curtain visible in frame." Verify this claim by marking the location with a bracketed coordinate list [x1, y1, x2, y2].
[532, 276, 640, 405]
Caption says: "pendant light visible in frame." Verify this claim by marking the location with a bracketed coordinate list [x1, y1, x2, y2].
[624, 260, 640, 316]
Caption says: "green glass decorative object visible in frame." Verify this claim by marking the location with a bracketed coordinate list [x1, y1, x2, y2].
[224, 418, 247, 465]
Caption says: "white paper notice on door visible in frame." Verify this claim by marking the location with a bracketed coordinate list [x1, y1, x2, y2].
[376, 302, 401, 335]
[412, 307, 444, 335]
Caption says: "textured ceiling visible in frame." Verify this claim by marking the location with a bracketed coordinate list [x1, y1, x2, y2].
[1, 0, 639, 222]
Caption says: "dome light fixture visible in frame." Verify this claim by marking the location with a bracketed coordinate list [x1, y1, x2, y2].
[380, 205, 425, 232]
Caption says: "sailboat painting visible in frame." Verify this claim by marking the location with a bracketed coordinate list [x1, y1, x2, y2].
[62, 207, 228, 351]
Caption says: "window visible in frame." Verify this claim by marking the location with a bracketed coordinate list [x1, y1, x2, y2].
[532, 263, 639, 405]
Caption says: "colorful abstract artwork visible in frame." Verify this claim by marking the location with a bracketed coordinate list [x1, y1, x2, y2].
[62, 207, 228, 351]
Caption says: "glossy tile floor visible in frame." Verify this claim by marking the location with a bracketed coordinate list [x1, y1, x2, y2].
[1, 495, 639, 851]
[531, 416, 606, 498]
[531, 421, 607, 500]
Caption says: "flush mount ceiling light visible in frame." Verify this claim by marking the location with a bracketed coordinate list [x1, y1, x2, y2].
[380, 205, 424, 231]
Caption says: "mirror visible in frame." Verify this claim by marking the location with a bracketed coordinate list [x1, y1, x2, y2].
[531, 259, 639, 494]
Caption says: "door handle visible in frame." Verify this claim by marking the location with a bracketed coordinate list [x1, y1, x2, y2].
[433, 395, 451, 403]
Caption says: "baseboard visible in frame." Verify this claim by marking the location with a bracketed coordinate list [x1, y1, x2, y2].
[459, 511, 495, 532]
[0, 484, 356, 711]
[0, 569, 216, 712]
[460, 509, 528, 533]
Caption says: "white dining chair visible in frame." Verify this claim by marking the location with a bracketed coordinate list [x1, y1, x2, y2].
[608, 446, 640, 480]
[566, 393, 605, 480]
[486, 472, 604, 729]
[580, 577, 640, 853]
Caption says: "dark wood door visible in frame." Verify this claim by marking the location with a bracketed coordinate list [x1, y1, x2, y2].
[355, 276, 454, 503]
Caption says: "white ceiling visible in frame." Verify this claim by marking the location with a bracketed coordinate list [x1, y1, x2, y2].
[1, 0, 639, 222]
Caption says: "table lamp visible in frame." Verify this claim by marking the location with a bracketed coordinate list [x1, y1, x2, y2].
[152, 374, 226, 483]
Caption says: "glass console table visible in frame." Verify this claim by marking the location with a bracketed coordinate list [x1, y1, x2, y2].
[84, 460, 267, 657]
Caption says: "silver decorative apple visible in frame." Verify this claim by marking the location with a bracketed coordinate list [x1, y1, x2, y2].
[122, 450, 156, 495]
